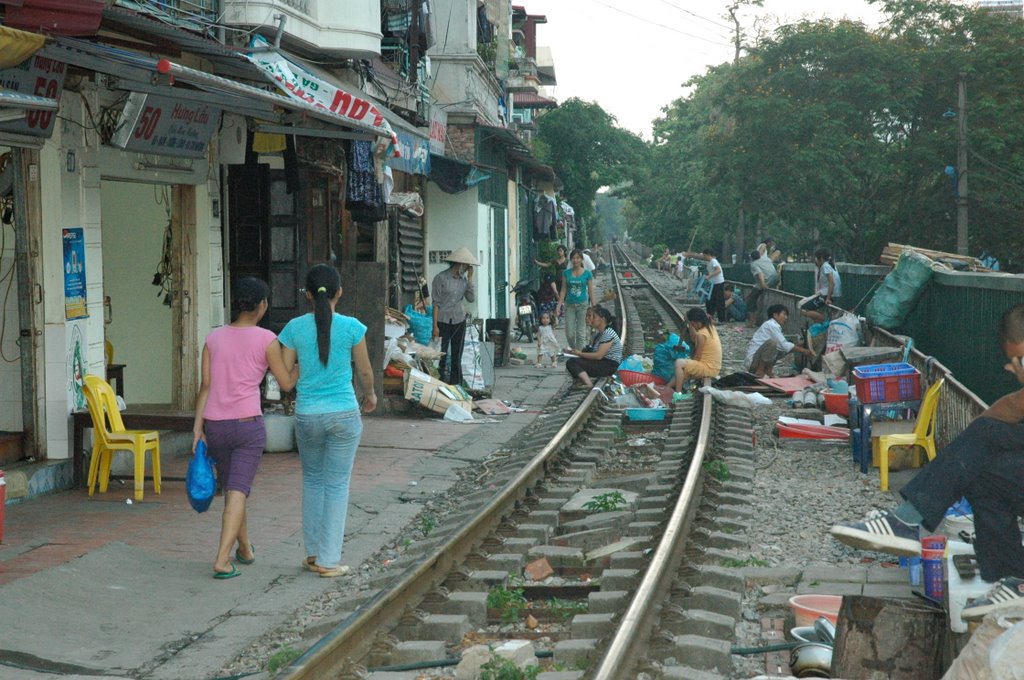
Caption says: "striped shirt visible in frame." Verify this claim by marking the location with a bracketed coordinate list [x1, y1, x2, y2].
[589, 327, 623, 363]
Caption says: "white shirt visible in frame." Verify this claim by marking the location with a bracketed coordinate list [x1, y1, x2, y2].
[745, 317, 794, 369]
[816, 262, 842, 298]
[707, 257, 725, 285]
[582, 253, 596, 272]
[749, 256, 779, 289]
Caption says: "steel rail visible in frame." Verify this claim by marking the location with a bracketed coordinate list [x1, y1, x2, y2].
[593, 245, 714, 679]
[281, 258, 630, 679]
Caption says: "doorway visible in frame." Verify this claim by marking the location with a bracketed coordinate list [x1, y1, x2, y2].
[100, 182, 176, 406]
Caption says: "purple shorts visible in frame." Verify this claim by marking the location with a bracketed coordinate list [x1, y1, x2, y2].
[203, 417, 266, 496]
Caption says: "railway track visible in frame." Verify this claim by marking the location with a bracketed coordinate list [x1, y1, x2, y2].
[278, 247, 757, 680]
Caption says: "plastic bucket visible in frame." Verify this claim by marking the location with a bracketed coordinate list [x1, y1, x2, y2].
[822, 389, 850, 417]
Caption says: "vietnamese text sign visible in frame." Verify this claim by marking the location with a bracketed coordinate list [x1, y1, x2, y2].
[0, 54, 67, 138]
[428, 106, 447, 156]
[62, 228, 87, 320]
[245, 35, 397, 143]
[110, 92, 220, 159]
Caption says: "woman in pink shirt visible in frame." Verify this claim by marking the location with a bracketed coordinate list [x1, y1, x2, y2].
[192, 278, 295, 579]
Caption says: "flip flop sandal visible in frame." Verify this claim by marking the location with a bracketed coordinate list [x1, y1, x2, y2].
[235, 545, 255, 565]
[303, 557, 319, 573]
[317, 565, 350, 578]
[213, 565, 241, 580]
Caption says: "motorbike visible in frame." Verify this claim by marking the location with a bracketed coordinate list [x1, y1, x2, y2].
[511, 279, 538, 342]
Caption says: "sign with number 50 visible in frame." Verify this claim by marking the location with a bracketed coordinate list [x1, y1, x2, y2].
[0, 55, 67, 138]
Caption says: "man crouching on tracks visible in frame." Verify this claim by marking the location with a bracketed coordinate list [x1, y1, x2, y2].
[831, 303, 1024, 621]
[744, 304, 815, 377]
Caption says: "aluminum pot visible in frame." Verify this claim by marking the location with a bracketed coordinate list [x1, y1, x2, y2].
[789, 641, 833, 678]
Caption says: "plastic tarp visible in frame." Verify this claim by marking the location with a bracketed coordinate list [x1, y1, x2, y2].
[866, 250, 935, 330]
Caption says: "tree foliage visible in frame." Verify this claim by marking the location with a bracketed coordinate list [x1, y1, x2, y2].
[535, 98, 648, 245]
[621, 0, 1024, 268]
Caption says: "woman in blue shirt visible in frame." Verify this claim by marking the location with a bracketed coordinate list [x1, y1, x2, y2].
[279, 264, 376, 578]
[557, 249, 595, 350]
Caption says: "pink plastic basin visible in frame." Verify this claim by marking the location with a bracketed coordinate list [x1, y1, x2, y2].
[789, 594, 842, 627]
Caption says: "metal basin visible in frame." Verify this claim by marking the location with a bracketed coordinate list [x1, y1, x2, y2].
[789, 641, 833, 678]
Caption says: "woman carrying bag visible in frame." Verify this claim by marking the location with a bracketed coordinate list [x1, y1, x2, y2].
[431, 247, 478, 387]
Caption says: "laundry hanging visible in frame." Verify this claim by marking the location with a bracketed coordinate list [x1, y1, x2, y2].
[346, 140, 385, 223]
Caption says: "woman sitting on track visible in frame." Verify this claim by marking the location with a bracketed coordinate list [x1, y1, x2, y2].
[668, 307, 722, 392]
[564, 305, 622, 389]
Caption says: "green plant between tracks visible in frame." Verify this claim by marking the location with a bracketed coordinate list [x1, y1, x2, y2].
[547, 597, 587, 622]
[488, 582, 528, 623]
[720, 556, 769, 568]
[583, 491, 627, 513]
[702, 459, 730, 482]
[267, 644, 302, 674]
[480, 656, 541, 680]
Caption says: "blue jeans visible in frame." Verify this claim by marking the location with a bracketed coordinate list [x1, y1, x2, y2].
[565, 303, 589, 350]
[295, 410, 363, 569]
[901, 417, 1024, 581]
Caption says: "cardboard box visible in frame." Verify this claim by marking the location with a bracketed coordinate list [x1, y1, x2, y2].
[404, 368, 473, 415]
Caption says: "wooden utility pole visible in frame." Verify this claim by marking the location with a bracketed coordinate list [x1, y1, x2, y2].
[956, 73, 969, 256]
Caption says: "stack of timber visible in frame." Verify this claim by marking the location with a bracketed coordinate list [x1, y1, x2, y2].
[879, 243, 992, 272]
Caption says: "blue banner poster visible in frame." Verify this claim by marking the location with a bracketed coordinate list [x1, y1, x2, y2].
[63, 228, 87, 320]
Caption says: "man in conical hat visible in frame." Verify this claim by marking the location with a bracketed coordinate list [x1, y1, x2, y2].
[431, 247, 478, 386]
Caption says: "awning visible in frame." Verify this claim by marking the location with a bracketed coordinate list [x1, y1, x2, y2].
[511, 92, 557, 109]
[243, 35, 397, 142]
[3, 0, 104, 37]
[477, 124, 529, 152]
[429, 154, 490, 194]
[40, 37, 385, 140]
[0, 25, 46, 68]
[509, 149, 556, 182]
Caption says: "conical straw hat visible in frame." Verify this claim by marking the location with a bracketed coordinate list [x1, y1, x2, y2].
[445, 247, 479, 265]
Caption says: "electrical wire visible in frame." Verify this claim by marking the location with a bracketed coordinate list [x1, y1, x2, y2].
[584, 0, 733, 46]
[653, 0, 734, 31]
[968, 146, 1024, 187]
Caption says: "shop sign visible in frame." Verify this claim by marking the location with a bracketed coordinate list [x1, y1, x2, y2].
[110, 92, 220, 159]
[389, 129, 431, 176]
[62, 228, 87, 320]
[428, 106, 446, 156]
[0, 54, 67, 138]
[245, 35, 397, 144]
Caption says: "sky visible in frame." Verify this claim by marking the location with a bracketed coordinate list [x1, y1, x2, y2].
[525, 0, 890, 138]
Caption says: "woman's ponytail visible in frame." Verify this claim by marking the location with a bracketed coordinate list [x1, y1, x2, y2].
[305, 264, 342, 366]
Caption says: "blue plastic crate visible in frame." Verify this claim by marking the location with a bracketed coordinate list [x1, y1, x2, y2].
[625, 407, 667, 421]
[854, 362, 921, 403]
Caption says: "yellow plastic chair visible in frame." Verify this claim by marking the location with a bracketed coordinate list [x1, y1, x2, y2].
[83, 375, 161, 501]
[104, 339, 114, 366]
[872, 378, 944, 491]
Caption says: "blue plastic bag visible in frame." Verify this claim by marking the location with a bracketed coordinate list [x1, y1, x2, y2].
[186, 439, 215, 513]
[404, 304, 434, 345]
[618, 354, 644, 372]
[652, 333, 691, 381]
